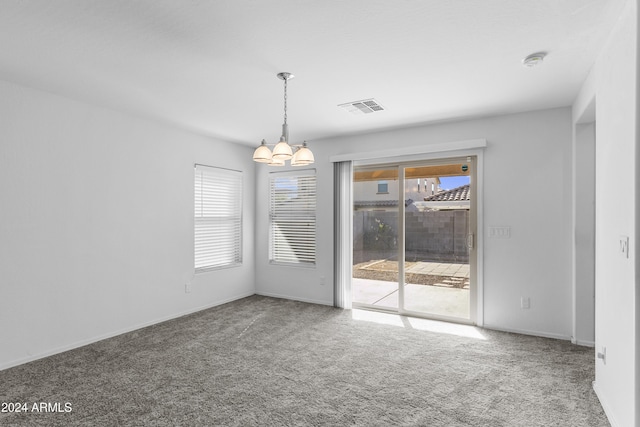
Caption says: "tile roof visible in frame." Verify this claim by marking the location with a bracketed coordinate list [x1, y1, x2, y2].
[424, 184, 470, 202]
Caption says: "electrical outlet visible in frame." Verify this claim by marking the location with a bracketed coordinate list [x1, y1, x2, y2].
[597, 347, 606, 364]
[319, 276, 325, 286]
[185, 282, 192, 294]
[521, 297, 530, 309]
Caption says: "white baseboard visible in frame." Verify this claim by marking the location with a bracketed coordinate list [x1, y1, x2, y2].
[572, 338, 595, 347]
[593, 381, 618, 427]
[255, 291, 333, 307]
[482, 324, 572, 341]
[0, 292, 255, 372]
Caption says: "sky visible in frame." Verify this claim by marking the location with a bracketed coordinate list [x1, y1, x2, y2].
[439, 176, 470, 190]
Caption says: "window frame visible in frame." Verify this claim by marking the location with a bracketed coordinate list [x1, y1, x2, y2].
[194, 164, 243, 273]
[268, 169, 317, 267]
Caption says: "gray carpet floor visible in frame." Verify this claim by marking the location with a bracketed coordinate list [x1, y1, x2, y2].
[0, 295, 609, 426]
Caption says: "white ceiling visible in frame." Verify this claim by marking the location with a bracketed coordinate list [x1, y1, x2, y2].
[0, 0, 626, 147]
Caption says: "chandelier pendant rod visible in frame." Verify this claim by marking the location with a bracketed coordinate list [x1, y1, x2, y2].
[278, 72, 292, 143]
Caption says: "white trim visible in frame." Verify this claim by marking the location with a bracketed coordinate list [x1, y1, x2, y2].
[268, 167, 316, 178]
[483, 324, 572, 341]
[572, 338, 596, 347]
[0, 292, 255, 372]
[268, 260, 316, 269]
[195, 262, 243, 274]
[255, 291, 333, 306]
[329, 138, 487, 163]
[571, 120, 578, 348]
[572, 66, 596, 124]
[593, 381, 619, 427]
[474, 153, 484, 327]
[398, 166, 406, 312]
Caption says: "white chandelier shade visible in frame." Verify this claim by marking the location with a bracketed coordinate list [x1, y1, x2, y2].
[252, 139, 272, 163]
[272, 139, 293, 160]
[291, 142, 314, 166]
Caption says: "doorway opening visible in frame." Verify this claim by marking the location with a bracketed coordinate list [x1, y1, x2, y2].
[351, 157, 477, 323]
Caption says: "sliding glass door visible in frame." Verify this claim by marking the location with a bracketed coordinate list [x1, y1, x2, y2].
[401, 161, 474, 320]
[352, 157, 476, 323]
[352, 166, 399, 310]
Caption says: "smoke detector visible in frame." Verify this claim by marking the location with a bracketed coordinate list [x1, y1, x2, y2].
[338, 99, 385, 115]
[522, 52, 547, 67]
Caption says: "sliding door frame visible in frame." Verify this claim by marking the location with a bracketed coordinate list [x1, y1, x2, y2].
[352, 149, 484, 326]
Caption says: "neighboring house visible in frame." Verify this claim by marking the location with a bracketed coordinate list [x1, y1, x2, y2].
[354, 183, 471, 212]
[353, 177, 441, 211]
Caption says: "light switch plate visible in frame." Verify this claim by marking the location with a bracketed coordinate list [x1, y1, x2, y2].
[620, 236, 629, 258]
[489, 226, 511, 238]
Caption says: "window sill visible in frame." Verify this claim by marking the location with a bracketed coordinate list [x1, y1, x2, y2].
[269, 261, 316, 269]
[195, 263, 242, 274]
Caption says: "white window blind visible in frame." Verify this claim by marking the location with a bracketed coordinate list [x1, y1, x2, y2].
[194, 165, 242, 271]
[269, 170, 316, 265]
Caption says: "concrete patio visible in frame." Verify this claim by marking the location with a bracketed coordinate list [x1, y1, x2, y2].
[352, 261, 470, 319]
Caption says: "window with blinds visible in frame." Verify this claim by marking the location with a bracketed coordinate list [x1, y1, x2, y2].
[269, 170, 316, 265]
[194, 165, 242, 272]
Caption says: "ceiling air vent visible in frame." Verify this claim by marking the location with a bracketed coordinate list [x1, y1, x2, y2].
[338, 99, 385, 115]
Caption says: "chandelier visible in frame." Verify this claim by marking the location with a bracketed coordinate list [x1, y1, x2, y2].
[252, 72, 314, 166]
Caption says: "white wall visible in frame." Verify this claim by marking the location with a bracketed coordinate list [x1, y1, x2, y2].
[0, 80, 256, 370]
[254, 162, 334, 305]
[573, 121, 596, 346]
[572, 0, 638, 425]
[256, 107, 574, 339]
